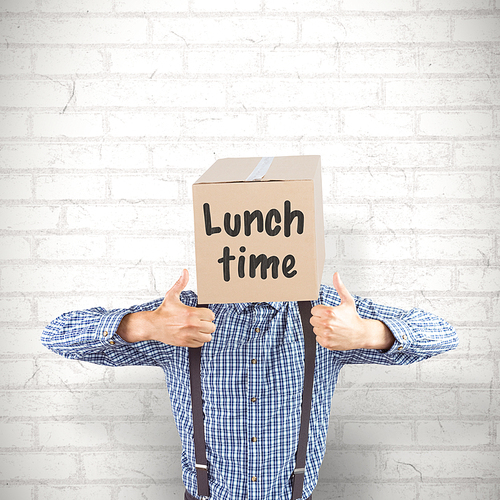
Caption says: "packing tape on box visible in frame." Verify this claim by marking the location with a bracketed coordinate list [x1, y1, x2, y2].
[246, 156, 274, 181]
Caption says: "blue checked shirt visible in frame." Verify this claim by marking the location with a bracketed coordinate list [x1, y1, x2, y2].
[41, 283, 458, 500]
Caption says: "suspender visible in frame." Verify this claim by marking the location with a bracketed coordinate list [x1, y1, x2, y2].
[189, 301, 316, 500]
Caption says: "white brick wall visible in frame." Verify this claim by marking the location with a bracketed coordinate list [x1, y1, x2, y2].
[0, 1, 498, 499]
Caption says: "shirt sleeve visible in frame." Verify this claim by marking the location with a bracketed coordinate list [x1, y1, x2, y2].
[40, 291, 198, 367]
[318, 284, 459, 366]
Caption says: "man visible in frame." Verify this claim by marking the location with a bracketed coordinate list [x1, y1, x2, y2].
[41, 269, 458, 500]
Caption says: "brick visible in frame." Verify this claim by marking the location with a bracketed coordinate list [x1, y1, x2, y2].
[304, 141, 451, 167]
[0, 49, 31, 74]
[35, 48, 106, 75]
[324, 234, 338, 261]
[0, 328, 47, 355]
[36, 359, 109, 387]
[0, 18, 149, 45]
[0, 452, 78, 480]
[341, 47, 417, 74]
[109, 48, 183, 75]
[0, 175, 32, 200]
[381, 450, 500, 479]
[115, 0, 188, 11]
[343, 110, 414, 137]
[458, 267, 500, 292]
[0, 113, 29, 137]
[419, 111, 492, 136]
[0, 297, 32, 322]
[418, 484, 497, 500]
[266, 0, 338, 11]
[413, 204, 500, 230]
[39, 0, 114, 12]
[1, 265, 151, 293]
[343, 421, 413, 445]
[0, 390, 152, 417]
[0, 80, 75, 108]
[340, 0, 415, 11]
[0, 359, 38, 388]
[413, 296, 488, 323]
[342, 234, 414, 261]
[417, 235, 493, 260]
[37, 295, 108, 324]
[149, 389, 176, 416]
[152, 143, 216, 171]
[39, 486, 114, 500]
[35, 235, 106, 260]
[191, 0, 260, 11]
[184, 112, 258, 137]
[301, 16, 450, 44]
[494, 172, 500, 197]
[461, 390, 500, 415]
[266, 111, 339, 137]
[110, 175, 178, 200]
[0, 486, 34, 500]
[112, 365, 165, 385]
[0, 422, 34, 448]
[341, 483, 416, 500]
[227, 79, 379, 108]
[493, 296, 500, 322]
[337, 171, 412, 198]
[416, 420, 490, 446]
[387, 79, 500, 106]
[33, 113, 104, 138]
[38, 421, 110, 447]
[112, 420, 181, 446]
[420, 358, 495, 384]
[330, 388, 457, 416]
[0, 0, 37, 12]
[454, 17, 500, 42]
[421, 47, 492, 74]
[323, 203, 372, 232]
[263, 49, 338, 75]
[152, 18, 297, 45]
[420, 0, 490, 8]
[188, 49, 259, 74]
[82, 451, 182, 480]
[318, 451, 377, 479]
[108, 112, 181, 138]
[118, 484, 186, 500]
[342, 363, 417, 385]
[0, 236, 30, 260]
[108, 236, 185, 262]
[456, 327, 499, 356]
[454, 142, 500, 167]
[415, 172, 490, 199]
[35, 174, 106, 200]
[0, 206, 60, 230]
[76, 80, 226, 108]
[66, 205, 193, 233]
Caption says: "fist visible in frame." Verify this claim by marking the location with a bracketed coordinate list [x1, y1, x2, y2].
[151, 269, 216, 348]
[310, 272, 368, 351]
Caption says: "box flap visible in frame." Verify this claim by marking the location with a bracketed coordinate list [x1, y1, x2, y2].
[194, 155, 321, 184]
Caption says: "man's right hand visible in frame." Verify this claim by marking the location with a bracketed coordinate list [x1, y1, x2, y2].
[116, 269, 215, 347]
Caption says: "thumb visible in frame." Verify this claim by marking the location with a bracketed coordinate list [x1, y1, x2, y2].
[333, 272, 355, 306]
[164, 269, 189, 304]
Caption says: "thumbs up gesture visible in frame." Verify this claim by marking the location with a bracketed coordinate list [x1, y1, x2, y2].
[117, 269, 216, 347]
[310, 272, 394, 351]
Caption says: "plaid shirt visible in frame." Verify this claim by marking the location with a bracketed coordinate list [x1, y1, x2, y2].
[41, 283, 458, 500]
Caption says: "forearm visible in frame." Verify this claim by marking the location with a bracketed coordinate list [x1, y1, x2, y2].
[116, 310, 155, 343]
[362, 318, 395, 351]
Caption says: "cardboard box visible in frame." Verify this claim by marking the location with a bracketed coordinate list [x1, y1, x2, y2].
[192, 155, 324, 304]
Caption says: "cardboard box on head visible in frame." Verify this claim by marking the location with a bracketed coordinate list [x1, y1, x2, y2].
[192, 155, 325, 304]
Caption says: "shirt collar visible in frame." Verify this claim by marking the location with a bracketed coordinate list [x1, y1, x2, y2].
[230, 301, 287, 314]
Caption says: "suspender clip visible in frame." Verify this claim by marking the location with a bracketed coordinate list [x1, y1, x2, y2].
[293, 467, 305, 475]
[195, 463, 208, 470]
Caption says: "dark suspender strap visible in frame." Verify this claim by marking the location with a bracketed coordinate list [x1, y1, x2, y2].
[188, 303, 210, 499]
[291, 300, 316, 500]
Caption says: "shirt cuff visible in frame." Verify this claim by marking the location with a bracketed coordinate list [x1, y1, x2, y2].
[96, 310, 133, 347]
[379, 317, 414, 355]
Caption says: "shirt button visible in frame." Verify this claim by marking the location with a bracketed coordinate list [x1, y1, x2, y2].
[251, 437, 257, 442]
[398, 346, 403, 351]
[402, 335, 407, 340]
[103, 331, 108, 337]
[251, 397, 257, 403]
[251, 476, 257, 482]
[251, 359, 257, 364]
[109, 340, 115, 345]
[255, 327, 260, 333]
